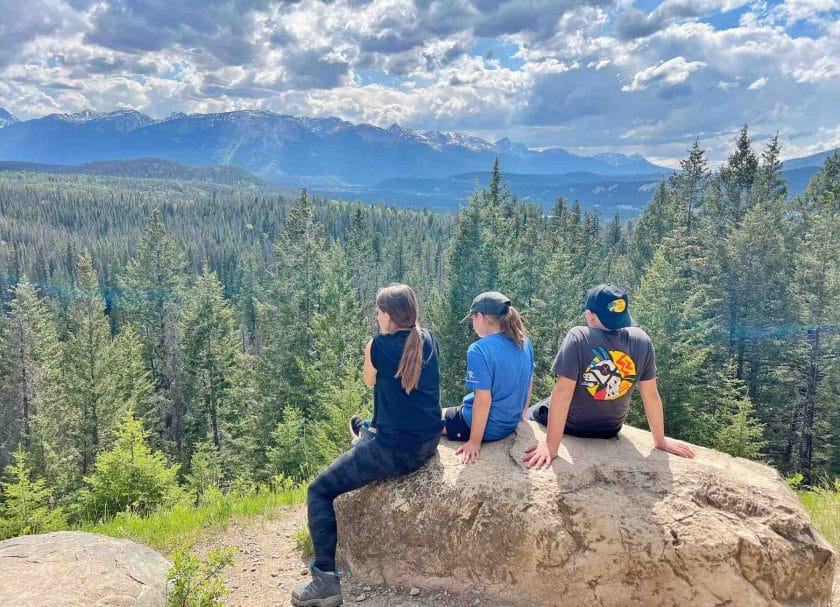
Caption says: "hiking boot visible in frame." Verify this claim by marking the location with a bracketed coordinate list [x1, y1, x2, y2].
[349, 415, 364, 440]
[291, 565, 343, 607]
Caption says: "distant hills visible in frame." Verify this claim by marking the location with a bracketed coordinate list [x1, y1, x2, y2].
[0, 107, 834, 214]
[0, 158, 270, 188]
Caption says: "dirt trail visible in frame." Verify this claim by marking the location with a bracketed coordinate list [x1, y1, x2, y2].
[193, 504, 488, 607]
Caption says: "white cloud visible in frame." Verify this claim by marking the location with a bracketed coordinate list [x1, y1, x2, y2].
[778, 0, 840, 25]
[621, 57, 707, 91]
[792, 56, 840, 82]
[747, 76, 768, 89]
[0, 0, 838, 168]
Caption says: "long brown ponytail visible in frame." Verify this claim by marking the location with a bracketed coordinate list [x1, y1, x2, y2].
[375, 284, 424, 393]
[488, 305, 527, 348]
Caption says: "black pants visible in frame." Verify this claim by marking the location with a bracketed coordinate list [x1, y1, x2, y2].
[307, 434, 439, 572]
[526, 399, 620, 439]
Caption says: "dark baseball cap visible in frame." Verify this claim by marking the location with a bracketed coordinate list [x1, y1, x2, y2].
[585, 284, 635, 330]
[460, 291, 511, 323]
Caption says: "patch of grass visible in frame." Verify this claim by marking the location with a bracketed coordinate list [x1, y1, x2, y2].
[293, 525, 313, 558]
[799, 480, 840, 550]
[82, 481, 307, 554]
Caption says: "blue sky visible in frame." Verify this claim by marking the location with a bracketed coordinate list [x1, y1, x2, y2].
[0, 0, 837, 166]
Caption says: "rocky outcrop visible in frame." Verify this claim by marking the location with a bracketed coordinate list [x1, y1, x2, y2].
[335, 423, 836, 607]
[0, 531, 171, 607]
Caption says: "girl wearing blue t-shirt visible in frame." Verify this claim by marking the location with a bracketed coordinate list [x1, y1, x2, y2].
[442, 291, 535, 464]
[293, 284, 442, 607]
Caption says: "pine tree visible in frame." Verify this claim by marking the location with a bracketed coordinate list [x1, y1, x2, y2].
[712, 391, 766, 461]
[669, 140, 710, 234]
[257, 188, 327, 420]
[753, 133, 787, 203]
[633, 236, 721, 441]
[720, 125, 759, 222]
[180, 269, 239, 460]
[117, 209, 186, 459]
[266, 406, 318, 482]
[78, 409, 184, 521]
[0, 276, 63, 472]
[346, 207, 379, 317]
[186, 440, 223, 504]
[784, 153, 840, 481]
[0, 445, 67, 540]
[62, 251, 123, 476]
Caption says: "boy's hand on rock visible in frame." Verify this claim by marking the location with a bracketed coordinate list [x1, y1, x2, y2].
[523, 442, 556, 470]
[656, 437, 695, 459]
[456, 440, 481, 464]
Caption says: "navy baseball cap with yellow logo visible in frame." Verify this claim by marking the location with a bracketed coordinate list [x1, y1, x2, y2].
[585, 284, 635, 330]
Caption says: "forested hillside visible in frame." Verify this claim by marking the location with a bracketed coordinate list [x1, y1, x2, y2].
[0, 126, 838, 539]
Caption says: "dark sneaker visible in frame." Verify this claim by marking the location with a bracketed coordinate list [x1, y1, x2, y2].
[291, 565, 343, 607]
[349, 415, 364, 440]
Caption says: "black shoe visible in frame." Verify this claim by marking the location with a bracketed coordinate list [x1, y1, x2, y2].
[349, 415, 364, 439]
[291, 565, 343, 607]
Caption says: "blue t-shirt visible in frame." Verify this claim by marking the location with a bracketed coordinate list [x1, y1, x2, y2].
[462, 334, 534, 441]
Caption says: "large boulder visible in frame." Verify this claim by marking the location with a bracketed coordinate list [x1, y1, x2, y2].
[335, 423, 836, 606]
[0, 531, 171, 607]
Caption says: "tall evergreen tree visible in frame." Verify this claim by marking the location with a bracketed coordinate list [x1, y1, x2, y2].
[784, 154, 840, 481]
[257, 188, 327, 426]
[0, 277, 62, 470]
[118, 209, 187, 458]
[720, 125, 759, 222]
[62, 251, 122, 476]
[180, 269, 239, 462]
[669, 140, 710, 234]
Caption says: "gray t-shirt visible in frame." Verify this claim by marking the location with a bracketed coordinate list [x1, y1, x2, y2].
[551, 326, 656, 434]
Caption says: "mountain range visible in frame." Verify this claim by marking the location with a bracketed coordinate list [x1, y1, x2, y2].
[0, 108, 665, 182]
[0, 107, 834, 214]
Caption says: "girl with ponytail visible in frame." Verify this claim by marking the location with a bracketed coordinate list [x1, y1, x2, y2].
[442, 291, 534, 465]
[294, 284, 442, 607]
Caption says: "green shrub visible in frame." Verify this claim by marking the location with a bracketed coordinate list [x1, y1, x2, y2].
[167, 547, 235, 607]
[186, 441, 222, 505]
[77, 409, 186, 522]
[0, 446, 67, 540]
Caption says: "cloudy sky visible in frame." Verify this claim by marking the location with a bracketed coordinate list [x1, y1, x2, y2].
[1, 0, 838, 166]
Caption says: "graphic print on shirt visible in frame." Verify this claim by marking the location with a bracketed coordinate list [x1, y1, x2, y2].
[581, 347, 637, 400]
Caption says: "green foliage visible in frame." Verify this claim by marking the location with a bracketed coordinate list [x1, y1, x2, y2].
[314, 374, 372, 465]
[267, 406, 318, 481]
[78, 409, 185, 522]
[799, 480, 840, 550]
[711, 393, 766, 460]
[1, 134, 840, 509]
[0, 445, 67, 540]
[186, 441, 222, 505]
[167, 547, 235, 607]
[83, 479, 306, 553]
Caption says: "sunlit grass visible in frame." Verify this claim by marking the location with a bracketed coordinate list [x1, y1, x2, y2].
[81, 482, 307, 554]
[800, 484, 840, 550]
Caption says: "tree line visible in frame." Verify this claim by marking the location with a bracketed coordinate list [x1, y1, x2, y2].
[0, 126, 838, 538]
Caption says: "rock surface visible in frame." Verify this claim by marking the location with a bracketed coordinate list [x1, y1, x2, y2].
[0, 531, 171, 607]
[335, 422, 836, 607]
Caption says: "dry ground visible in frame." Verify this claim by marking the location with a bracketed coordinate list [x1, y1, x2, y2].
[193, 505, 489, 607]
[194, 504, 840, 607]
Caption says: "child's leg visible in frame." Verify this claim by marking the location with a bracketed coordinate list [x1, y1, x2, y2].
[524, 397, 550, 426]
[442, 405, 472, 441]
[306, 437, 433, 572]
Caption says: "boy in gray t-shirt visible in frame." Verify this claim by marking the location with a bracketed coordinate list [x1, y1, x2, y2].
[523, 284, 695, 468]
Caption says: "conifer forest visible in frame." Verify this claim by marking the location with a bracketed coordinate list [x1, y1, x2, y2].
[0, 127, 838, 537]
